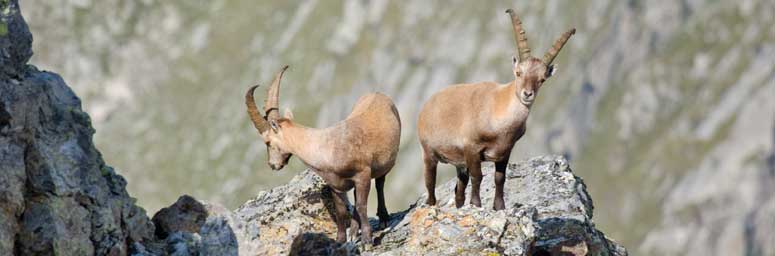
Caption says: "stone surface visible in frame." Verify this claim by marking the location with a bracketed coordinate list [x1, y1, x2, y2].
[0, 0, 32, 78]
[151, 195, 207, 239]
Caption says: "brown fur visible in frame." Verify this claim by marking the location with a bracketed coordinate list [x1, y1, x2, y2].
[246, 68, 401, 245]
[418, 8, 574, 210]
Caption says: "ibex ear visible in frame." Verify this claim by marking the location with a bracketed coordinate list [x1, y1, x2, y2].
[513, 56, 521, 76]
[546, 64, 557, 78]
[283, 108, 294, 120]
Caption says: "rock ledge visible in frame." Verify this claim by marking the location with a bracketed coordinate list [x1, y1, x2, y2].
[146, 156, 627, 256]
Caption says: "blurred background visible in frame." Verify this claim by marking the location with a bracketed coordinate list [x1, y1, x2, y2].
[21, 0, 774, 255]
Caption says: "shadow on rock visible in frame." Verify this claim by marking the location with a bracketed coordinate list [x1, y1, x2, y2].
[289, 232, 359, 256]
[134, 195, 239, 256]
[534, 217, 622, 255]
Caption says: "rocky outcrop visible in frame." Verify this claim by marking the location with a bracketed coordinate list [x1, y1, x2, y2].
[0, 1, 154, 255]
[147, 156, 627, 255]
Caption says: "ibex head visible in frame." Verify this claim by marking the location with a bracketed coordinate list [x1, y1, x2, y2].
[506, 9, 575, 106]
[245, 65, 294, 171]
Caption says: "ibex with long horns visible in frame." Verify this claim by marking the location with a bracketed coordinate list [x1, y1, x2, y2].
[417, 9, 575, 210]
[245, 66, 401, 245]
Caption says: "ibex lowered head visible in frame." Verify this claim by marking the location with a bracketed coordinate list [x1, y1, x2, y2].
[417, 8, 575, 210]
[246, 66, 401, 245]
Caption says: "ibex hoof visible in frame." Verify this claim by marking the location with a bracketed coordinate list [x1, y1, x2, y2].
[361, 239, 374, 250]
[378, 220, 389, 230]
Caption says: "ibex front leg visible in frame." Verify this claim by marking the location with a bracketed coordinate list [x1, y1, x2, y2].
[332, 191, 350, 243]
[465, 149, 483, 208]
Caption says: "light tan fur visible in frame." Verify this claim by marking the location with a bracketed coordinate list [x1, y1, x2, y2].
[245, 66, 401, 245]
[417, 8, 575, 210]
[418, 80, 530, 166]
[263, 94, 400, 191]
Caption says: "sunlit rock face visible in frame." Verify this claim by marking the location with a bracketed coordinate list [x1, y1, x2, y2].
[17, 0, 775, 254]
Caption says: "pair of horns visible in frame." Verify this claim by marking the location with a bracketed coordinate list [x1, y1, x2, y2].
[246, 65, 289, 133]
[506, 8, 575, 65]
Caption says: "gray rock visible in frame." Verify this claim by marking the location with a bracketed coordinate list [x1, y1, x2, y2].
[148, 156, 627, 256]
[152, 195, 208, 239]
[0, 1, 154, 254]
[0, 0, 32, 78]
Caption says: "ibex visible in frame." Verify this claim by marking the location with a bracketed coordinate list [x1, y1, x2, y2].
[245, 66, 401, 245]
[417, 9, 575, 210]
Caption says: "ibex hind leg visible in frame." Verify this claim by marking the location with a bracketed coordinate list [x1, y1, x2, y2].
[455, 166, 469, 208]
[423, 149, 439, 206]
[375, 175, 390, 230]
[494, 159, 509, 210]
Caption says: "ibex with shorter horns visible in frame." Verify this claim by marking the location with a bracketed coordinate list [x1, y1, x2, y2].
[245, 66, 401, 245]
[417, 9, 575, 210]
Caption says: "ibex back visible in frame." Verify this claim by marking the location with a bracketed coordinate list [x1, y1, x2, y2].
[246, 66, 401, 245]
[418, 8, 575, 210]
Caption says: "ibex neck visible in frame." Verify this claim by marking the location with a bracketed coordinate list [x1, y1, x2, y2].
[491, 80, 531, 128]
[281, 123, 332, 170]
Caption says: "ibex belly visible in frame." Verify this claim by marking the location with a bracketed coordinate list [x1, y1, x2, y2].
[431, 145, 467, 167]
[313, 169, 356, 193]
[482, 144, 514, 162]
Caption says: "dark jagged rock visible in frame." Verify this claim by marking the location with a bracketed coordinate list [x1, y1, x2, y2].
[0, 1, 154, 255]
[152, 195, 208, 239]
[0, 0, 32, 78]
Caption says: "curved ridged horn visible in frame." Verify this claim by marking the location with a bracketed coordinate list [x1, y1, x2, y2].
[264, 65, 289, 120]
[543, 28, 576, 65]
[506, 9, 531, 62]
[246, 85, 270, 133]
